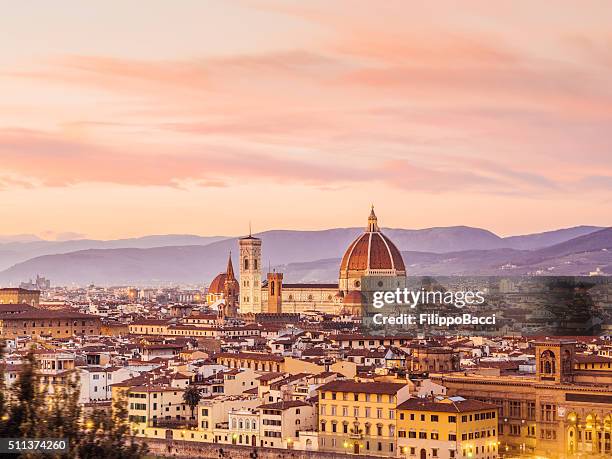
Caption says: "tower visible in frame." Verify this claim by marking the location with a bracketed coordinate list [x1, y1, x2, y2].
[222, 252, 239, 319]
[535, 340, 576, 383]
[267, 271, 283, 314]
[239, 231, 262, 314]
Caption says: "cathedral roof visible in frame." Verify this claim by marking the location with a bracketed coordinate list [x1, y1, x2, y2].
[339, 207, 406, 273]
[342, 290, 364, 305]
[208, 273, 227, 294]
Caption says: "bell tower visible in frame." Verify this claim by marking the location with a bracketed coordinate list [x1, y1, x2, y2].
[239, 228, 262, 314]
[222, 252, 239, 319]
[535, 340, 576, 383]
[267, 271, 283, 314]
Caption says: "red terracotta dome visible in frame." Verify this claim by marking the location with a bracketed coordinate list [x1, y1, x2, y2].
[208, 273, 227, 294]
[343, 290, 364, 305]
[340, 207, 405, 273]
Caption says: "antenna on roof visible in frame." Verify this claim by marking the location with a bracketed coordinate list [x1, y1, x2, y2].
[249, 221, 252, 237]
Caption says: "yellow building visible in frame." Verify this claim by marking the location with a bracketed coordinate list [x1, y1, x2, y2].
[216, 352, 285, 373]
[432, 340, 612, 458]
[396, 397, 499, 459]
[317, 380, 410, 456]
[0, 309, 101, 338]
[0, 287, 40, 307]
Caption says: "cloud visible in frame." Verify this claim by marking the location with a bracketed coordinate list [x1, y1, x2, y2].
[0, 127, 371, 188]
[39, 231, 87, 241]
[1, 2, 612, 202]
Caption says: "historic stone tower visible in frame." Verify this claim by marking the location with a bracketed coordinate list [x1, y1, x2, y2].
[221, 253, 239, 319]
[535, 339, 576, 383]
[267, 271, 283, 314]
[239, 232, 262, 314]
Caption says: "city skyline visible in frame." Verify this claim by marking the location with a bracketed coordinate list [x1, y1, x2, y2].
[2, 1, 612, 239]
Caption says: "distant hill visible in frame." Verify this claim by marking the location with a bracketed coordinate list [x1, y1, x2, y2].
[501, 225, 602, 250]
[0, 234, 228, 271]
[0, 234, 44, 243]
[0, 226, 609, 285]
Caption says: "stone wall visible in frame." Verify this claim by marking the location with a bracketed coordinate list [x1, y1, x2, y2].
[142, 439, 382, 459]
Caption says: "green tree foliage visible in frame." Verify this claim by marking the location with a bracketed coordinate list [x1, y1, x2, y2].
[75, 393, 148, 459]
[0, 349, 148, 458]
[182, 385, 201, 420]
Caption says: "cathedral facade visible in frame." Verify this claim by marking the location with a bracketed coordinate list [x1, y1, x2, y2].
[242, 207, 406, 316]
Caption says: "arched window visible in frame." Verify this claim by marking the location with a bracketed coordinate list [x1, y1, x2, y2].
[244, 259, 249, 270]
[270, 281, 275, 295]
[544, 361, 552, 373]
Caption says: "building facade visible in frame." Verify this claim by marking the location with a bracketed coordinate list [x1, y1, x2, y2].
[397, 397, 499, 459]
[0, 287, 40, 307]
[0, 309, 101, 338]
[432, 340, 612, 458]
[317, 380, 410, 457]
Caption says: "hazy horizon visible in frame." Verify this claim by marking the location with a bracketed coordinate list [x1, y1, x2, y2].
[0, 222, 608, 243]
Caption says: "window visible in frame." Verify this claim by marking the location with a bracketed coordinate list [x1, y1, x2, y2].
[540, 404, 556, 422]
[509, 401, 521, 418]
[431, 415, 439, 422]
[448, 416, 456, 423]
[527, 402, 536, 420]
[419, 431, 427, 439]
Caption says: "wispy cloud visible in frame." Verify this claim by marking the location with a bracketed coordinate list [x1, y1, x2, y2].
[1, 1, 611, 236]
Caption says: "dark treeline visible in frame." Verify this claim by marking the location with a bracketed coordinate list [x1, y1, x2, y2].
[0, 343, 148, 458]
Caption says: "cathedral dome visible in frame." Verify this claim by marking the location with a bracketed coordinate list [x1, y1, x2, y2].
[208, 273, 227, 294]
[343, 290, 364, 305]
[339, 207, 406, 274]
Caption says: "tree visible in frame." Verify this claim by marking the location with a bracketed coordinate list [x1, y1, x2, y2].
[0, 349, 147, 458]
[3, 351, 46, 439]
[183, 385, 201, 420]
[76, 395, 148, 459]
[0, 340, 8, 435]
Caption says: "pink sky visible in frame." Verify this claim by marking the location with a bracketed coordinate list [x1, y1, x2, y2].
[1, 0, 611, 239]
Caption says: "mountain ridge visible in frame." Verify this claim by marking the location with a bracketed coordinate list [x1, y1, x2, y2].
[0, 225, 609, 286]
